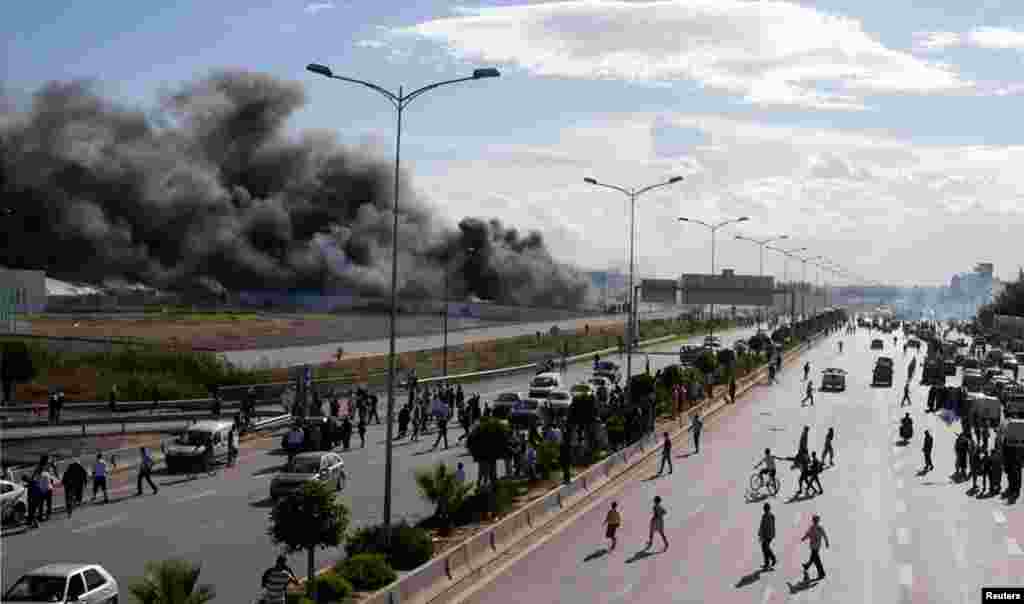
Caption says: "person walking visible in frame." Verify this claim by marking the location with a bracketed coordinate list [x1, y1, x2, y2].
[807, 452, 824, 495]
[822, 427, 835, 467]
[357, 417, 367, 449]
[432, 411, 449, 451]
[803, 362, 811, 382]
[922, 429, 934, 473]
[900, 382, 912, 408]
[92, 453, 110, 504]
[729, 376, 737, 405]
[61, 459, 87, 518]
[691, 412, 703, 454]
[797, 426, 810, 467]
[33, 465, 56, 521]
[604, 501, 622, 551]
[137, 447, 159, 495]
[801, 380, 814, 407]
[758, 503, 777, 570]
[800, 515, 830, 582]
[657, 432, 673, 476]
[990, 441, 1004, 496]
[260, 555, 299, 604]
[645, 495, 669, 551]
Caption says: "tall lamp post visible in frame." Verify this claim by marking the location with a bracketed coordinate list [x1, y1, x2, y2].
[584, 176, 684, 413]
[442, 247, 478, 378]
[734, 234, 788, 332]
[306, 62, 499, 537]
[766, 245, 807, 324]
[678, 215, 750, 337]
[807, 255, 827, 316]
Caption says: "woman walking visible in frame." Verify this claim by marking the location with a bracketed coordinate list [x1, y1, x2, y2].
[645, 495, 669, 551]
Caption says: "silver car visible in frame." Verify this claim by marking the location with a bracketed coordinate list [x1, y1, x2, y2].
[3, 563, 118, 603]
[270, 451, 345, 500]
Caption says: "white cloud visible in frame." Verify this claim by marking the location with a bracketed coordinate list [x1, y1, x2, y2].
[915, 27, 1024, 51]
[413, 113, 1024, 284]
[387, 0, 971, 110]
[305, 2, 336, 14]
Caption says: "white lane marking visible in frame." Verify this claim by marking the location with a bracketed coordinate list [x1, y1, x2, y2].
[172, 489, 216, 504]
[896, 479, 905, 490]
[897, 527, 910, 546]
[993, 510, 1007, 525]
[898, 564, 913, 587]
[761, 585, 775, 603]
[895, 500, 907, 514]
[1008, 538, 1023, 556]
[72, 515, 124, 534]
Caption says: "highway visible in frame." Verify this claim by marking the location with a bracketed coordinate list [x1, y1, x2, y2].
[2, 324, 758, 602]
[222, 309, 682, 369]
[456, 328, 1024, 604]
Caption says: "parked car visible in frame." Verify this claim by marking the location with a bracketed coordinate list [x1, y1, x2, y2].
[821, 368, 847, 392]
[871, 339, 884, 350]
[3, 563, 118, 604]
[270, 451, 345, 500]
[528, 372, 563, 399]
[0, 479, 28, 526]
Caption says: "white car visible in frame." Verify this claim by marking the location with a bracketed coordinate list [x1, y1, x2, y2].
[3, 563, 118, 603]
[0, 479, 28, 526]
[270, 451, 346, 500]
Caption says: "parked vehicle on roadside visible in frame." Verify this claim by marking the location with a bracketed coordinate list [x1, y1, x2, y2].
[269, 451, 345, 500]
[0, 479, 28, 526]
[3, 563, 118, 604]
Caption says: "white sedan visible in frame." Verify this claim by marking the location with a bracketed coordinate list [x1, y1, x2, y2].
[3, 563, 118, 603]
[0, 479, 28, 526]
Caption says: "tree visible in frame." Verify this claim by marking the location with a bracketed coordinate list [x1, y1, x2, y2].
[268, 480, 351, 584]
[414, 462, 473, 530]
[1, 341, 36, 404]
[466, 417, 512, 496]
[693, 350, 718, 386]
[128, 558, 215, 604]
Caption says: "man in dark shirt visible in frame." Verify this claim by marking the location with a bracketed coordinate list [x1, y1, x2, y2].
[922, 429, 934, 473]
[758, 503, 777, 569]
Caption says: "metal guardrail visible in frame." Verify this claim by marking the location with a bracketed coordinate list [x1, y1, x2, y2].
[1, 409, 286, 440]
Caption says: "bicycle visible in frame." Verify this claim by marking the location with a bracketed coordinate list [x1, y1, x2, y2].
[748, 470, 780, 498]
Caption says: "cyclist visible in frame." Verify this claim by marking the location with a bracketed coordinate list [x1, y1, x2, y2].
[754, 448, 782, 485]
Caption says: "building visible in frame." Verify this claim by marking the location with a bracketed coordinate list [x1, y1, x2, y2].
[0, 267, 47, 313]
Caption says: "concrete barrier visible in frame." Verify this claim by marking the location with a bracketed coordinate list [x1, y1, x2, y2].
[339, 328, 836, 604]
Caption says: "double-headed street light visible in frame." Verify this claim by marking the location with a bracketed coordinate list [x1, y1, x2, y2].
[734, 234, 788, 331]
[678, 215, 750, 337]
[306, 62, 499, 538]
[584, 176, 684, 414]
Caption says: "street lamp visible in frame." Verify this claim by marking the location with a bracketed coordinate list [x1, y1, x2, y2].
[306, 62, 499, 537]
[584, 175, 684, 416]
[807, 255, 827, 316]
[766, 245, 807, 324]
[734, 234, 788, 331]
[678, 215, 750, 337]
[443, 247, 478, 377]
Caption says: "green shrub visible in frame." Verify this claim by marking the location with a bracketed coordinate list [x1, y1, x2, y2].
[345, 522, 434, 571]
[335, 554, 397, 592]
[306, 571, 352, 603]
[535, 440, 561, 480]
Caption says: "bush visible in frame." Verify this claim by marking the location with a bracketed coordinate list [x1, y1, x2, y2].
[335, 553, 397, 592]
[306, 571, 353, 603]
[344, 522, 434, 571]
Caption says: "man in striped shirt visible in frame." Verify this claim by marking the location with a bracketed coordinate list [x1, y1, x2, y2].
[260, 555, 298, 604]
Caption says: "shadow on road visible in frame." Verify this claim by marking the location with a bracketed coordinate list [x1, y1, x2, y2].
[785, 491, 816, 504]
[675, 452, 696, 460]
[583, 548, 609, 562]
[249, 497, 275, 509]
[745, 491, 771, 504]
[642, 474, 666, 482]
[786, 577, 822, 594]
[252, 464, 284, 477]
[625, 549, 662, 564]
[735, 569, 764, 589]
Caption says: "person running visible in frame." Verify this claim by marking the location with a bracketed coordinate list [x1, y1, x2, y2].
[801, 381, 814, 407]
[691, 412, 703, 454]
[137, 447, 159, 496]
[431, 411, 449, 451]
[758, 503, 777, 570]
[645, 496, 669, 551]
[900, 382, 912, 408]
[922, 429, 934, 473]
[801, 515, 830, 582]
[803, 362, 811, 382]
[822, 428, 835, 466]
[604, 502, 622, 551]
[657, 432, 673, 475]
[807, 452, 824, 495]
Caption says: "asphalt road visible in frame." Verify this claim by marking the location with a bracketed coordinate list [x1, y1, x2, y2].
[222, 310, 681, 369]
[457, 328, 1024, 604]
[2, 324, 758, 603]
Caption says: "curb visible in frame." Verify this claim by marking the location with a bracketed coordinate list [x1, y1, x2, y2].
[294, 328, 833, 603]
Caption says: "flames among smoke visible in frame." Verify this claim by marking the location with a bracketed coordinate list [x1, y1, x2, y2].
[0, 70, 590, 308]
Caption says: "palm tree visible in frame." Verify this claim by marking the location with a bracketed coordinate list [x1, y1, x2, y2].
[415, 462, 473, 530]
[129, 559, 215, 604]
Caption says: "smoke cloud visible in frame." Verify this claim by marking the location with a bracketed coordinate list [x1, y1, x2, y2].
[0, 70, 590, 308]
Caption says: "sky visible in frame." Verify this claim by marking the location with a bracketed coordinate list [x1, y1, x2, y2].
[5, 0, 1024, 288]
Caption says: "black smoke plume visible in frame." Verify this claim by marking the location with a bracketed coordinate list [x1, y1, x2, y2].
[0, 70, 590, 308]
